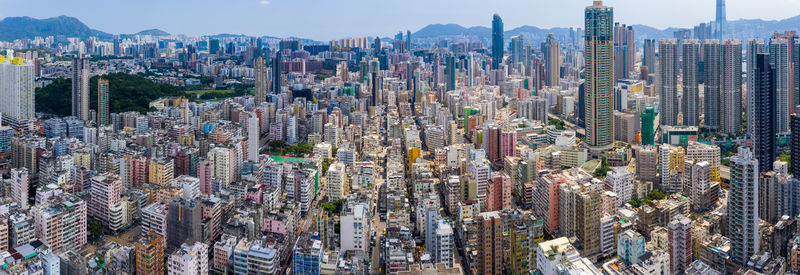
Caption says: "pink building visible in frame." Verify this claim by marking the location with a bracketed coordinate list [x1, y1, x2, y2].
[534, 172, 566, 235]
[500, 129, 517, 159]
[197, 160, 213, 195]
[487, 174, 512, 211]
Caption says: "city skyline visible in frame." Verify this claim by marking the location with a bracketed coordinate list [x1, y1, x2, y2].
[2, 0, 800, 40]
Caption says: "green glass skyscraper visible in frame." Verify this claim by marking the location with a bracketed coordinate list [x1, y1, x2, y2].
[446, 55, 456, 91]
[641, 107, 655, 145]
[584, 1, 615, 151]
[492, 14, 503, 70]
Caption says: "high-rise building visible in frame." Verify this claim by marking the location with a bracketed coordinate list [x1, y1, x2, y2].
[584, 0, 615, 151]
[543, 33, 561, 87]
[97, 78, 109, 126]
[511, 35, 524, 65]
[770, 38, 791, 133]
[136, 232, 165, 275]
[746, 39, 766, 138]
[167, 198, 202, 249]
[668, 215, 693, 273]
[492, 14, 503, 70]
[721, 39, 743, 135]
[71, 55, 90, 121]
[271, 52, 281, 94]
[141, 202, 168, 237]
[32, 194, 87, 252]
[715, 0, 726, 40]
[88, 173, 125, 231]
[641, 106, 655, 145]
[293, 233, 323, 275]
[753, 53, 777, 173]
[476, 211, 503, 275]
[0, 57, 34, 127]
[167, 242, 208, 275]
[659, 39, 680, 126]
[643, 39, 656, 77]
[728, 147, 760, 265]
[703, 39, 722, 131]
[7, 168, 28, 209]
[614, 23, 635, 81]
[247, 113, 259, 162]
[659, 144, 685, 194]
[792, 114, 800, 177]
[254, 57, 266, 105]
[635, 145, 659, 183]
[576, 190, 601, 256]
[682, 39, 700, 126]
[445, 54, 456, 91]
[617, 230, 646, 266]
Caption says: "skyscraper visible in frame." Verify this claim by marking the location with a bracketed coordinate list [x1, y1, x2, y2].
[792, 114, 800, 177]
[584, 0, 615, 151]
[72, 55, 90, 121]
[728, 147, 759, 265]
[770, 38, 791, 133]
[491, 14, 503, 70]
[271, 52, 282, 94]
[703, 39, 722, 131]
[682, 40, 700, 126]
[0, 57, 34, 127]
[97, 78, 109, 126]
[254, 57, 266, 105]
[641, 107, 656, 146]
[614, 23, 635, 81]
[643, 39, 656, 73]
[753, 53, 777, 173]
[543, 33, 561, 87]
[511, 35, 524, 65]
[658, 39, 679, 126]
[746, 39, 766, 138]
[445, 54, 456, 91]
[715, 0, 726, 40]
[721, 39, 743, 135]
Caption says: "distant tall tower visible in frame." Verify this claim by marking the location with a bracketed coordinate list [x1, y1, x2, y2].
[543, 33, 561, 87]
[254, 57, 266, 104]
[703, 40, 722, 131]
[406, 30, 412, 52]
[511, 35, 524, 65]
[720, 39, 742, 135]
[72, 55, 90, 121]
[613, 23, 635, 81]
[272, 53, 282, 94]
[491, 14, 504, 70]
[728, 147, 759, 265]
[715, 0, 726, 40]
[445, 55, 456, 92]
[746, 39, 766, 138]
[770, 38, 791, 133]
[642, 39, 656, 74]
[97, 78, 109, 126]
[658, 39, 679, 126]
[682, 40, 700, 126]
[584, 1, 615, 151]
[753, 53, 776, 173]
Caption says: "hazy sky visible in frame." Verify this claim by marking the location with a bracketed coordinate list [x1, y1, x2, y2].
[1, 0, 799, 40]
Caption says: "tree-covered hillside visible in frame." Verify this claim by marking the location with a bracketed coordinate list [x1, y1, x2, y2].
[36, 73, 184, 117]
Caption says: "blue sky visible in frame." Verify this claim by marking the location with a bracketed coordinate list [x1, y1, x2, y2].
[1, 0, 799, 40]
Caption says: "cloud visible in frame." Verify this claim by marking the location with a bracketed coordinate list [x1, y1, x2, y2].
[259, 0, 270, 5]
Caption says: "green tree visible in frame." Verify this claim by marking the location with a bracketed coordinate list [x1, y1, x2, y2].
[779, 149, 791, 170]
[89, 220, 103, 241]
[594, 156, 611, 177]
[647, 190, 666, 201]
